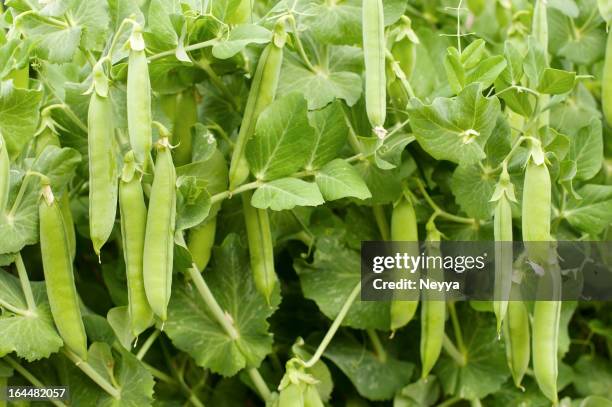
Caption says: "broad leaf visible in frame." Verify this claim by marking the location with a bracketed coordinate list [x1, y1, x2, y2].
[0, 82, 42, 158]
[564, 185, 612, 235]
[537, 68, 576, 95]
[315, 159, 371, 201]
[251, 178, 324, 211]
[305, 101, 349, 170]
[569, 118, 603, 181]
[212, 25, 272, 59]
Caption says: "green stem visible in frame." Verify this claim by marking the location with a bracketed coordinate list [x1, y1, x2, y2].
[288, 15, 316, 72]
[148, 39, 218, 62]
[136, 330, 160, 360]
[438, 396, 462, 407]
[415, 179, 475, 225]
[8, 174, 33, 219]
[302, 282, 361, 368]
[442, 334, 466, 366]
[3, 356, 67, 407]
[447, 302, 466, 354]
[366, 329, 387, 363]
[372, 205, 390, 241]
[195, 58, 239, 110]
[63, 349, 121, 399]
[187, 267, 240, 339]
[0, 299, 29, 316]
[247, 367, 272, 402]
[15, 253, 37, 313]
[141, 361, 177, 385]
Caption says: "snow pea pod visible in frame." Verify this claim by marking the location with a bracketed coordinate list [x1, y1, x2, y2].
[278, 383, 303, 407]
[390, 196, 419, 331]
[39, 184, 88, 360]
[88, 63, 118, 258]
[228, 21, 286, 190]
[504, 286, 530, 389]
[303, 384, 324, 407]
[172, 89, 197, 167]
[120, 151, 153, 336]
[420, 223, 445, 378]
[0, 134, 9, 217]
[242, 191, 276, 303]
[127, 26, 152, 169]
[363, 0, 386, 137]
[143, 136, 176, 322]
[187, 216, 217, 272]
[603, 29, 612, 126]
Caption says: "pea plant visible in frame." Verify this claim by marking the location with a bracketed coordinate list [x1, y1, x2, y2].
[0, 0, 611, 405]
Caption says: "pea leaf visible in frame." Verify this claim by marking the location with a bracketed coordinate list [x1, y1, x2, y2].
[32, 146, 82, 195]
[0, 271, 63, 361]
[394, 377, 441, 407]
[165, 235, 278, 376]
[301, 0, 361, 45]
[573, 355, 612, 397]
[294, 236, 390, 330]
[212, 25, 272, 59]
[246, 93, 316, 180]
[305, 101, 349, 170]
[0, 169, 39, 254]
[0, 82, 42, 158]
[537, 68, 576, 95]
[175, 175, 212, 230]
[315, 159, 371, 201]
[569, 118, 603, 181]
[450, 163, 497, 220]
[251, 178, 324, 210]
[564, 185, 612, 235]
[408, 84, 500, 164]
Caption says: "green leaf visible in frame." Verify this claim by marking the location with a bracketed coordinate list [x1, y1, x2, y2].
[408, 84, 500, 164]
[175, 175, 212, 230]
[16, 15, 82, 63]
[33, 146, 82, 195]
[301, 1, 361, 45]
[323, 336, 414, 400]
[251, 178, 324, 210]
[294, 236, 390, 330]
[165, 235, 277, 376]
[0, 271, 63, 361]
[315, 159, 371, 201]
[444, 51, 465, 94]
[599, 0, 612, 23]
[394, 377, 441, 407]
[246, 93, 316, 180]
[305, 101, 349, 170]
[564, 185, 612, 235]
[69, 0, 111, 52]
[177, 149, 228, 216]
[435, 308, 509, 399]
[450, 163, 497, 220]
[466, 55, 507, 90]
[569, 118, 603, 181]
[0, 170, 39, 254]
[573, 355, 612, 397]
[537, 68, 576, 95]
[106, 306, 134, 350]
[212, 24, 272, 59]
[548, 6, 606, 65]
[0, 82, 42, 158]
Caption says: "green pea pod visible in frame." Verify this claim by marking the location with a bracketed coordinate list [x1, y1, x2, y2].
[143, 137, 176, 321]
[88, 67, 118, 258]
[187, 216, 217, 272]
[532, 0, 550, 127]
[39, 184, 88, 360]
[172, 89, 197, 167]
[228, 22, 286, 190]
[390, 197, 419, 331]
[602, 29, 612, 126]
[420, 224, 445, 378]
[503, 287, 530, 389]
[127, 27, 152, 169]
[303, 384, 324, 407]
[59, 193, 76, 261]
[522, 159, 551, 263]
[533, 299, 561, 403]
[242, 191, 276, 303]
[0, 134, 9, 217]
[278, 383, 303, 407]
[362, 0, 386, 135]
[120, 152, 154, 336]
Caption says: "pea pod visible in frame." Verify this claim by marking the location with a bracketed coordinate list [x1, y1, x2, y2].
[278, 383, 303, 407]
[172, 89, 198, 167]
[120, 152, 154, 336]
[187, 216, 217, 272]
[504, 287, 530, 389]
[391, 16, 418, 82]
[362, 0, 386, 137]
[491, 167, 515, 333]
[143, 136, 176, 321]
[390, 196, 419, 331]
[39, 184, 88, 359]
[0, 134, 9, 217]
[303, 384, 324, 407]
[532, 0, 550, 127]
[127, 26, 152, 169]
[88, 63, 118, 258]
[602, 29, 612, 126]
[228, 21, 286, 190]
[420, 223, 445, 378]
[242, 191, 276, 303]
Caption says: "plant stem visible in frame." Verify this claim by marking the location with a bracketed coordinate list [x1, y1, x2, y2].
[8, 173, 33, 219]
[0, 299, 29, 316]
[195, 58, 239, 110]
[288, 15, 316, 72]
[4, 355, 68, 407]
[148, 39, 218, 62]
[62, 349, 121, 399]
[187, 266, 240, 339]
[366, 329, 387, 363]
[372, 205, 390, 241]
[438, 396, 462, 407]
[247, 367, 271, 401]
[415, 179, 475, 225]
[15, 253, 37, 313]
[136, 330, 160, 360]
[447, 302, 466, 354]
[142, 361, 177, 385]
[302, 282, 361, 368]
[442, 334, 466, 366]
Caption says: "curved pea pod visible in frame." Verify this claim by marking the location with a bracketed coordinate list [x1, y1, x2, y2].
[120, 152, 154, 336]
[127, 27, 152, 169]
[602, 29, 612, 126]
[420, 225, 445, 378]
[87, 67, 118, 258]
[242, 191, 276, 303]
[0, 134, 9, 216]
[39, 184, 88, 360]
[533, 299, 561, 403]
[278, 383, 303, 407]
[303, 384, 324, 407]
[390, 197, 419, 331]
[187, 216, 216, 272]
[391, 17, 419, 82]
[228, 22, 286, 190]
[503, 290, 530, 389]
[172, 89, 197, 167]
[362, 0, 386, 136]
[143, 138, 176, 322]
